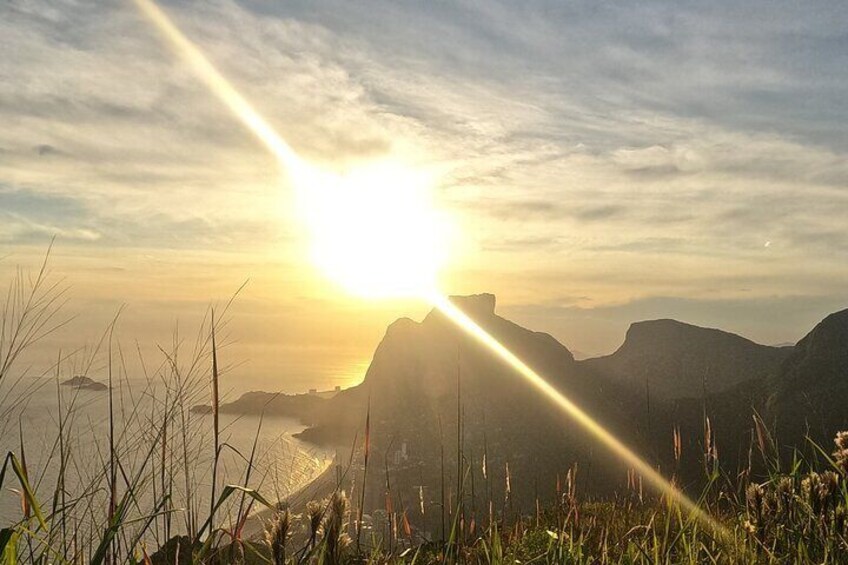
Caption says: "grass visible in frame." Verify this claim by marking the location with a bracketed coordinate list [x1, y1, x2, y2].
[1, 251, 848, 563]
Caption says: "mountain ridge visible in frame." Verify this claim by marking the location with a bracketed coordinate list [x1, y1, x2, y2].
[767, 307, 848, 444]
[583, 317, 792, 400]
[205, 294, 847, 509]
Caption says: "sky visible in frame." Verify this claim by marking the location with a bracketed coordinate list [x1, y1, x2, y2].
[1, 0, 847, 392]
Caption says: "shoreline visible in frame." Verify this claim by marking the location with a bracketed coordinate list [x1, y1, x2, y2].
[243, 446, 350, 540]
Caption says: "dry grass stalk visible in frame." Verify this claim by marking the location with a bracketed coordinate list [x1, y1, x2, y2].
[265, 509, 290, 565]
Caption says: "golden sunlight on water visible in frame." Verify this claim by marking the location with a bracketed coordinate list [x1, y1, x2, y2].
[337, 360, 371, 389]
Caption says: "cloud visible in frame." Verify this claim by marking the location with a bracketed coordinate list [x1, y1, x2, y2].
[480, 235, 561, 252]
[1, 0, 847, 369]
[573, 204, 628, 222]
[33, 144, 62, 157]
[611, 145, 703, 177]
[0, 186, 96, 243]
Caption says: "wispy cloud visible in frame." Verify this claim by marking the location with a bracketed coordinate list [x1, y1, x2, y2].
[1, 0, 847, 371]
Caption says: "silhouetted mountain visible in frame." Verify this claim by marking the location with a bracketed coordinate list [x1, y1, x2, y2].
[61, 375, 107, 391]
[768, 308, 848, 446]
[215, 295, 848, 517]
[190, 390, 333, 419]
[360, 293, 577, 403]
[295, 294, 645, 513]
[584, 319, 792, 400]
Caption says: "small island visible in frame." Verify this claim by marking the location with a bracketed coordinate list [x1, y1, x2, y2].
[61, 375, 108, 391]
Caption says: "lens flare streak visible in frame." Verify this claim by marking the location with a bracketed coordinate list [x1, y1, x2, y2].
[429, 293, 725, 536]
[135, 0, 447, 299]
[134, 0, 302, 173]
[136, 0, 727, 540]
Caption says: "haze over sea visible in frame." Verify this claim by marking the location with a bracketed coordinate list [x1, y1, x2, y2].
[0, 371, 337, 530]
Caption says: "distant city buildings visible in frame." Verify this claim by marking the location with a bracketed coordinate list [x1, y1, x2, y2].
[390, 441, 409, 466]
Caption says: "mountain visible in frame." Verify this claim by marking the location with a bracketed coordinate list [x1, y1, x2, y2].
[360, 293, 579, 405]
[61, 375, 107, 391]
[294, 294, 646, 511]
[190, 390, 332, 420]
[583, 319, 792, 400]
[292, 294, 664, 508]
[306, 293, 624, 425]
[210, 295, 848, 516]
[768, 308, 848, 445]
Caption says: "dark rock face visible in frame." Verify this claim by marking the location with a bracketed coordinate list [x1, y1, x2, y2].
[190, 390, 328, 421]
[207, 294, 848, 513]
[584, 319, 792, 400]
[359, 291, 584, 422]
[767, 309, 848, 445]
[314, 297, 846, 509]
[448, 293, 497, 318]
[61, 375, 108, 391]
[296, 294, 633, 508]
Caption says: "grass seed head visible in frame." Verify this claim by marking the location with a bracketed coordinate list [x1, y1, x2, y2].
[266, 509, 290, 565]
[833, 431, 848, 475]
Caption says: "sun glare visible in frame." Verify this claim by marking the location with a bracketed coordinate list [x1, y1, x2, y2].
[293, 161, 448, 299]
[135, 0, 728, 541]
[134, 0, 449, 301]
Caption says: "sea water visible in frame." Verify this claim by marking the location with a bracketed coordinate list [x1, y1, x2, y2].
[0, 378, 332, 541]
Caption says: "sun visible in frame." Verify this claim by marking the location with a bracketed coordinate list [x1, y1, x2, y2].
[129, 0, 449, 301]
[293, 160, 449, 300]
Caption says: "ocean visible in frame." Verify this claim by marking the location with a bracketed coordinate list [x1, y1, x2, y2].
[0, 377, 333, 542]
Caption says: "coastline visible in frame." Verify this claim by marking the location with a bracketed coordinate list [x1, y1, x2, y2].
[243, 445, 350, 540]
